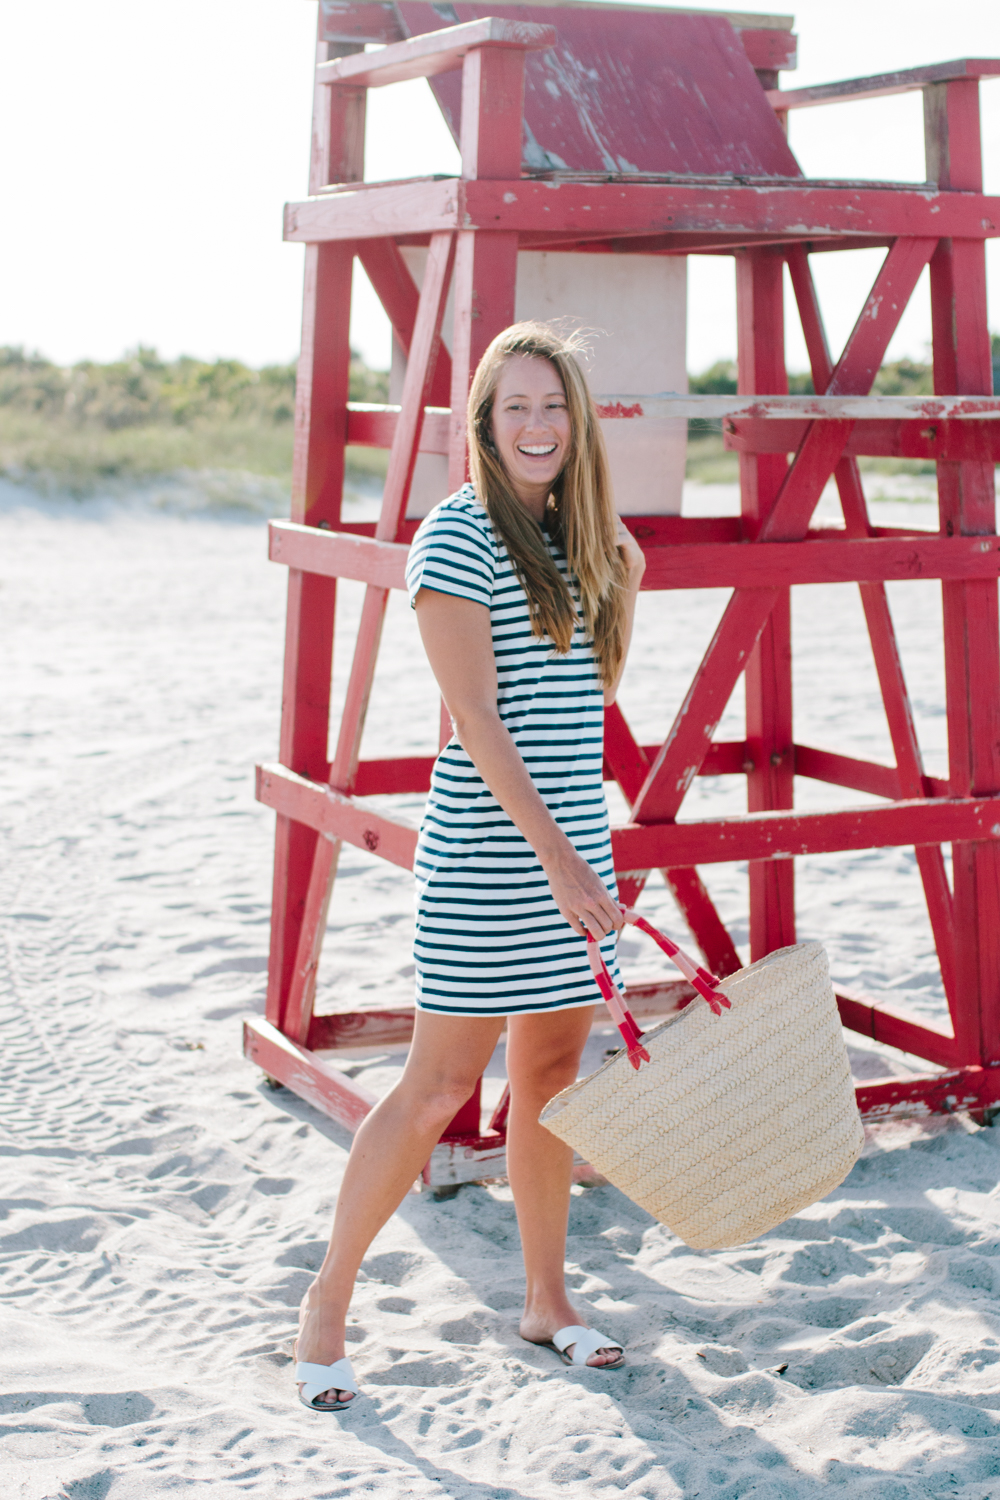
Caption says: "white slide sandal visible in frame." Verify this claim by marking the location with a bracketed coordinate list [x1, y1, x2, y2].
[550, 1325, 625, 1369]
[295, 1357, 360, 1411]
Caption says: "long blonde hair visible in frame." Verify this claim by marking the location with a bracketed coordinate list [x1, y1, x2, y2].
[467, 322, 628, 687]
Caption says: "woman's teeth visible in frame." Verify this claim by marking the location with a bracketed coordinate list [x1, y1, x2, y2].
[518, 444, 557, 456]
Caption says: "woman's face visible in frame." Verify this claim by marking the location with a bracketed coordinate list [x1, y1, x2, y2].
[490, 355, 571, 516]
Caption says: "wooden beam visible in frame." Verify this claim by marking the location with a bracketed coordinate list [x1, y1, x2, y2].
[283, 180, 1000, 244]
[258, 762, 418, 868]
[611, 797, 1000, 872]
[725, 416, 1000, 460]
[347, 402, 450, 453]
[604, 394, 1000, 420]
[836, 989, 958, 1068]
[315, 18, 555, 90]
[243, 1018, 378, 1133]
[268, 521, 410, 589]
[855, 1065, 1000, 1122]
[637, 535, 1000, 590]
[767, 58, 1000, 112]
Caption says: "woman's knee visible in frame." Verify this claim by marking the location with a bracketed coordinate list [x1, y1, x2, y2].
[397, 1074, 481, 1133]
[508, 1048, 581, 1104]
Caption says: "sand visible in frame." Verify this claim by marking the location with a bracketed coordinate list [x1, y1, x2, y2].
[3, 475, 1000, 1499]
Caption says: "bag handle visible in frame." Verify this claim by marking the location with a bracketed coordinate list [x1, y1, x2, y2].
[585, 907, 731, 1071]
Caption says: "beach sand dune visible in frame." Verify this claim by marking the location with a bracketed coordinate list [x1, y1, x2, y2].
[2, 483, 1000, 1499]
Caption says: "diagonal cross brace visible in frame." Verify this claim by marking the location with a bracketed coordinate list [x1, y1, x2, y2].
[630, 237, 939, 831]
[786, 243, 957, 1009]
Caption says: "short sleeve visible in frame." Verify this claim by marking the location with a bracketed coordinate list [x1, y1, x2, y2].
[405, 501, 495, 610]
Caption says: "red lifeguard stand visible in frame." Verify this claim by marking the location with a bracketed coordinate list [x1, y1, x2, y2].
[245, 2, 1000, 1186]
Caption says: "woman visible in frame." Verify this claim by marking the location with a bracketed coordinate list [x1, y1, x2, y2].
[294, 322, 646, 1411]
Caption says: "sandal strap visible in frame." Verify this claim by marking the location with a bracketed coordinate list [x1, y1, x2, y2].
[552, 1326, 621, 1366]
[295, 1357, 358, 1402]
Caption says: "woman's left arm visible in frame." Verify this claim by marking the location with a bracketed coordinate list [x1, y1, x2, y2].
[603, 520, 646, 706]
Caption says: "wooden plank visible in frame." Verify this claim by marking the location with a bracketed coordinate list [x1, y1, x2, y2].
[925, 80, 984, 193]
[630, 587, 780, 825]
[603, 394, 1000, 420]
[268, 13, 362, 1034]
[726, 417, 1000, 461]
[316, 18, 555, 89]
[269, 521, 409, 589]
[739, 27, 796, 73]
[305, 978, 696, 1055]
[243, 1018, 378, 1133]
[257, 763, 419, 870]
[278, 234, 457, 1043]
[320, 3, 403, 48]
[767, 59, 1000, 112]
[460, 44, 529, 179]
[855, 1065, 1000, 1122]
[638, 535, 1000, 591]
[737, 247, 794, 959]
[347, 402, 450, 453]
[795, 745, 902, 800]
[930, 175, 1000, 1066]
[836, 989, 958, 1068]
[333, 514, 745, 546]
[611, 797, 1000, 872]
[283, 179, 1000, 244]
[399, 3, 800, 180]
[354, 755, 435, 796]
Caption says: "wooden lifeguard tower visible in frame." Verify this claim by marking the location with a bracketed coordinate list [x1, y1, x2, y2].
[245, 1, 1000, 1187]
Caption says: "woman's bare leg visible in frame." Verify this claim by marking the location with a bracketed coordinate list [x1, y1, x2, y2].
[505, 1006, 621, 1367]
[296, 1011, 504, 1403]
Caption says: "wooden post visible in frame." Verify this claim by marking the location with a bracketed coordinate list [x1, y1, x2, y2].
[447, 46, 524, 489]
[927, 78, 1000, 1067]
[737, 248, 795, 959]
[266, 24, 364, 1032]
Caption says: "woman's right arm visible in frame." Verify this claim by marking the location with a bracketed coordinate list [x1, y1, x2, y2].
[414, 587, 622, 940]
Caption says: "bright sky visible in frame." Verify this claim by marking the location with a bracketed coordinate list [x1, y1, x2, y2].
[2, 1, 998, 375]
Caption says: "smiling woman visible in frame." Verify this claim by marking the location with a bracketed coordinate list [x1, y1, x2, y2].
[292, 321, 646, 1411]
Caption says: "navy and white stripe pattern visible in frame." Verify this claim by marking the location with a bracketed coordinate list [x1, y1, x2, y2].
[405, 484, 621, 1016]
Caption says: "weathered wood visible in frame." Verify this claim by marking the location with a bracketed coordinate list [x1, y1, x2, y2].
[356, 242, 452, 408]
[726, 416, 1000, 460]
[786, 241, 958, 1008]
[280, 234, 457, 1045]
[836, 989, 958, 1068]
[243, 1017, 378, 1133]
[609, 394, 1000, 420]
[612, 797, 1000, 872]
[639, 534, 1000, 590]
[738, 248, 794, 959]
[305, 977, 695, 1054]
[316, 18, 555, 90]
[855, 1065, 1000, 1122]
[767, 58, 1000, 112]
[269, 522, 410, 589]
[258, 763, 419, 870]
[267, 13, 362, 1034]
[283, 179, 1000, 245]
[347, 402, 450, 453]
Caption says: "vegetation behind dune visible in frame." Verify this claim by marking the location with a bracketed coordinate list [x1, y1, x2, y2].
[2, 341, 994, 499]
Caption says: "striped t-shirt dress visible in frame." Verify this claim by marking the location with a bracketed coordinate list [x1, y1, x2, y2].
[405, 484, 622, 1017]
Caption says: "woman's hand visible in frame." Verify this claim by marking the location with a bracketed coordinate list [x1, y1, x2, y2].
[615, 518, 646, 580]
[540, 844, 624, 941]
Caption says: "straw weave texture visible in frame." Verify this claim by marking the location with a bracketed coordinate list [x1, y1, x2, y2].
[539, 941, 863, 1248]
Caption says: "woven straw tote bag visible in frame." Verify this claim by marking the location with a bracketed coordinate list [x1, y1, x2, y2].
[539, 910, 864, 1249]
